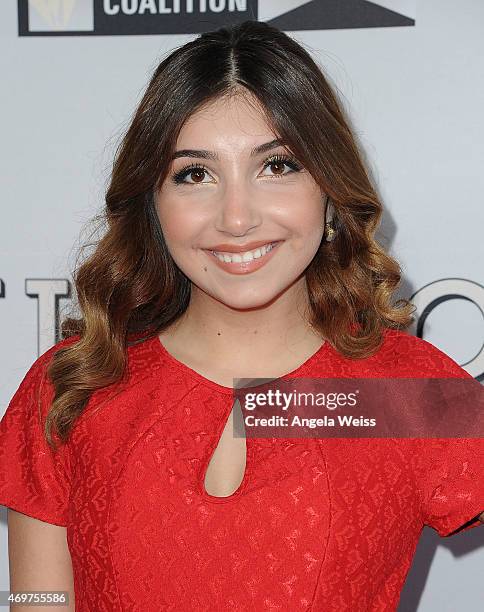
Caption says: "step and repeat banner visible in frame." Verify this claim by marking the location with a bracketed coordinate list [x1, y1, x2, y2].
[1, 1, 483, 609]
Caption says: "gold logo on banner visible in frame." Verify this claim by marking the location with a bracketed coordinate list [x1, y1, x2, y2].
[29, 0, 77, 30]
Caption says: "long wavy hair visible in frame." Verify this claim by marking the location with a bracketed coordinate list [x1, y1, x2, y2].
[45, 19, 415, 449]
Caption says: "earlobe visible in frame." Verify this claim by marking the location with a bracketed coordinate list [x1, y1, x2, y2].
[323, 194, 333, 223]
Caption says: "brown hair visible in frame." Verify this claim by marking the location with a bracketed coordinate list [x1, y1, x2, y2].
[45, 19, 415, 449]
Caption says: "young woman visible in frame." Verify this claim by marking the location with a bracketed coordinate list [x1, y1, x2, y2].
[1, 19, 483, 612]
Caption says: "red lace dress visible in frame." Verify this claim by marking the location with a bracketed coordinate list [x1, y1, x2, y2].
[0, 328, 483, 611]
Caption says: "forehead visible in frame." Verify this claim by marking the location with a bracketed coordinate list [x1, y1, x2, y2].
[176, 92, 277, 150]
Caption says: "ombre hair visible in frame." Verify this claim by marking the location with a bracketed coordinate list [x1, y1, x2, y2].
[45, 19, 415, 448]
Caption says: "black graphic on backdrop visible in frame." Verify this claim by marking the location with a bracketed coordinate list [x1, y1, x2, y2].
[18, 0, 415, 37]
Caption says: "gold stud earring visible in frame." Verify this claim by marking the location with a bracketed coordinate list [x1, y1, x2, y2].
[323, 195, 335, 242]
[325, 222, 335, 242]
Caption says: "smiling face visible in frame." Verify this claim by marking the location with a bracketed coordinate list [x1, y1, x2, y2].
[154, 90, 327, 311]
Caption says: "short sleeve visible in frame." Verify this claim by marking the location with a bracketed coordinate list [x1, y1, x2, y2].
[0, 348, 72, 526]
[416, 437, 484, 537]
[411, 337, 484, 537]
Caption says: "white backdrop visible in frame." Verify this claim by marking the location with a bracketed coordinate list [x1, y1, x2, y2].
[1, 1, 483, 609]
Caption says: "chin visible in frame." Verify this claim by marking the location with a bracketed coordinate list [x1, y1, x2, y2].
[208, 283, 291, 310]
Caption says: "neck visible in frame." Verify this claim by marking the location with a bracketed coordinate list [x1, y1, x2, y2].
[160, 277, 323, 367]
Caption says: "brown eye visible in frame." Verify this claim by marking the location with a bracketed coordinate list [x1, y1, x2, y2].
[261, 154, 303, 179]
[269, 161, 286, 175]
[190, 169, 206, 183]
[171, 163, 212, 185]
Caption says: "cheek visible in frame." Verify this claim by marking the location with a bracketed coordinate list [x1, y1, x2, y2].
[155, 199, 203, 248]
[286, 202, 324, 248]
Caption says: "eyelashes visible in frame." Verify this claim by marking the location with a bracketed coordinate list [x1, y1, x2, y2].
[170, 153, 303, 186]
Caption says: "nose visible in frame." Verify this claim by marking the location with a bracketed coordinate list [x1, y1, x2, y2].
[214, 187, 263, 236]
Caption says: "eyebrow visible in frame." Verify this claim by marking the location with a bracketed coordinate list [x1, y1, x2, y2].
[171, 138, 286, 161]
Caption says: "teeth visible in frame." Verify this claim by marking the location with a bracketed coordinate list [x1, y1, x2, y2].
[212, 242, 276, 263]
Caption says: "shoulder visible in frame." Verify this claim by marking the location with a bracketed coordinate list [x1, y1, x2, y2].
[30, 335, 81, 373]
[370, 328, 472, 379]
[24, 335, 82, 391]
[3, 336, 82, 426]
[30, 333, 153, 376]
[3, 334, 160, 439]
[8, 336, 80, 393]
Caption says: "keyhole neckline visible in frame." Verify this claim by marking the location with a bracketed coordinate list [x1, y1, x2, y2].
[200, 401, 249, 503]
[150, 333, 333, 395]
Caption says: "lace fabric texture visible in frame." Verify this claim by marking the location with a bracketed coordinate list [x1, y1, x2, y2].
[0, 328, 483, 611]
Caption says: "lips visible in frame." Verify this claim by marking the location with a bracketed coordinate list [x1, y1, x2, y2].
[203, 240, 283, 275]
[204, 239, 282, 253]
